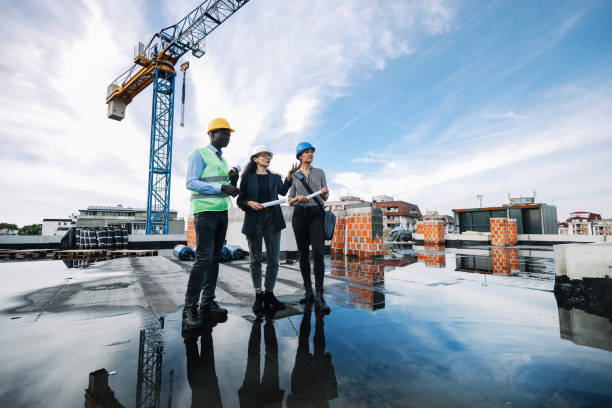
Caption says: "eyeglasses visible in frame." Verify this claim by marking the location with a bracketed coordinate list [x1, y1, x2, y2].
[257, 152, 273, 159]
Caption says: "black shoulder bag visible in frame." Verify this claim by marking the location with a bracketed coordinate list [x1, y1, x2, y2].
[294, 171, 336, 240]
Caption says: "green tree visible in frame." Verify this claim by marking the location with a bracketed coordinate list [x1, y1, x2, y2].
[18, 224, 42, 235]
[0, 223, 18, 230]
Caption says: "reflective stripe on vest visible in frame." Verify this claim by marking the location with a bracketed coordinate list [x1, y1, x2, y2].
[200, 175, 228, 182]
[189, 146, 232, 213]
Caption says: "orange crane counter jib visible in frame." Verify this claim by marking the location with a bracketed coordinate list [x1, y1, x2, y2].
[106, 62, 176, 105]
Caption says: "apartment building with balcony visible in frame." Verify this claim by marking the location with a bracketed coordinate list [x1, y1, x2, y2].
[373, 200, 422, 232]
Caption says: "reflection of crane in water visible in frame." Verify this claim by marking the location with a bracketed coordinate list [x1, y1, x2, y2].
[85, 316, 173, 408]
[136, 316, 174, 408]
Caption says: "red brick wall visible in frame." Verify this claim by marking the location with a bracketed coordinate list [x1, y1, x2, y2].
[345, 207, 384, 258]
[187, 216, 196, 248]
[330, 211, 347, 254]
[507, 219, 518, 245]
[490, 218, 518, 247]
[422, 220, 444, 244]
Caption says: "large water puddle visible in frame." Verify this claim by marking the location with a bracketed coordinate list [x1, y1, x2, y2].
[1, 247, 611, 407]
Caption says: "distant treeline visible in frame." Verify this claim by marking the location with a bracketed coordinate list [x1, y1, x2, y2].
[0, 222, 41, 235]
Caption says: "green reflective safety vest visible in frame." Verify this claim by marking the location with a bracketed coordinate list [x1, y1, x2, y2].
[189, 146, 232, 214]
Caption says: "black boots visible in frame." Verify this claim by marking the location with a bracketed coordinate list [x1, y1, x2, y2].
[199, 300, 228, 317]
[315, 288, 330, 314]
[264, 291, 286, 311]
[299, 285, 315, 305]
[252, 292, 265, 313]
[182, 306, 202, 329]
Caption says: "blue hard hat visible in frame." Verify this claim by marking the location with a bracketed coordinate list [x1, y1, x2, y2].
[296, 142, 315, 159]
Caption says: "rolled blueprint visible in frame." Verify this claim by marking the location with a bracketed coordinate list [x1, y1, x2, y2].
[262, 198, 287, 208]
[307, 190, 323, 199]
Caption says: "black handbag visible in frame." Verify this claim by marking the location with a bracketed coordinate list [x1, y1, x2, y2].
[294, 172, 336, 240]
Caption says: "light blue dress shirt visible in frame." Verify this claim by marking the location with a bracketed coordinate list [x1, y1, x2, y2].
[186, 144, 225, 194]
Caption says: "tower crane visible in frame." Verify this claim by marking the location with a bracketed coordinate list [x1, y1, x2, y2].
[106, 0, 251, 234]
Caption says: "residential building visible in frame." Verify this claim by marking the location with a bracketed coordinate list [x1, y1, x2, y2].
[76, 205, 185, 235]
[0, 228, 18, 236]
[453, 195, 558, 234]
[558, 211, 610, 236]
[593, 219, 612, 235]
[373, 201, 422, 232]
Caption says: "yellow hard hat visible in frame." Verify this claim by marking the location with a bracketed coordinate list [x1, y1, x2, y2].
[207, 118, 235, 134]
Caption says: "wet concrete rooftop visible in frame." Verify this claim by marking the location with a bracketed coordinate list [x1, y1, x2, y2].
[1, 247, 612, 407]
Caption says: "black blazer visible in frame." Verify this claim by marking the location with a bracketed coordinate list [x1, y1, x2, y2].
[237, 171, 292, 236]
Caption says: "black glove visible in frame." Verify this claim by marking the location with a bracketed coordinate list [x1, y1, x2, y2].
[221, 184, 239, 197]
[229, 167, 239, 186]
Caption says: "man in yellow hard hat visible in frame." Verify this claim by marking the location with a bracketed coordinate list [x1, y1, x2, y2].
[183, 117, 240, 329]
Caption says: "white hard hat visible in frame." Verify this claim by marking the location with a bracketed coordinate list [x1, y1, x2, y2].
[250, 145, 273, 157]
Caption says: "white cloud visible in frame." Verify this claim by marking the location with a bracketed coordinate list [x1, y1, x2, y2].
[332, 83, 612, 219]
[0, 0, 452, 226]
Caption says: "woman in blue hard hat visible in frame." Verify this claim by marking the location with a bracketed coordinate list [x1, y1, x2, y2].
[288, 142, 331, 313]
[237, 145, 300, 314]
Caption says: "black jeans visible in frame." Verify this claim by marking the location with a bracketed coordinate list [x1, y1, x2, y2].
[185, 210, 228, 308]
[291, 206, 325, 289]
[246, 210, 281, 291]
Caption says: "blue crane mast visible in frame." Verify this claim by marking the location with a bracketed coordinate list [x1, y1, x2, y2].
[106, 0, 251, 234]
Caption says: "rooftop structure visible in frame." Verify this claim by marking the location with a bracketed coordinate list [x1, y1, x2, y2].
[453, 202, 558, 234]
[372, 195, 394, 203]
[324, 196, 370, 212]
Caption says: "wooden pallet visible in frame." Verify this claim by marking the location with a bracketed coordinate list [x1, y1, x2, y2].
[0, 249, 54, 260]
[106, 249, 158, 260]
[52, 249, 107, 261]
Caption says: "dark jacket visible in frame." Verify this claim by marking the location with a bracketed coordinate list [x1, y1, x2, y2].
[237, 171, 292, 236]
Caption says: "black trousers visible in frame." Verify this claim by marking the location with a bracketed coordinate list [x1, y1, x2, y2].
[291, 206, 325, 289]
[185, 210, 228, 307]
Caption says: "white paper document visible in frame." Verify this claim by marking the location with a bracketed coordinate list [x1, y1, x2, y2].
[307, 190, 323, 199]
[261, 199, 287, 208]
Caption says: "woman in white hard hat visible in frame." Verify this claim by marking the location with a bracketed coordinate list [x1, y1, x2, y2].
[287, 142, 330, 313]
[237, 145, 300, 313]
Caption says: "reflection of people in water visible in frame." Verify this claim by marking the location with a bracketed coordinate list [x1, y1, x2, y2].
[238, 317, 285, 407]
[184, 322, 223, 408]
[287, 309, 338, 407]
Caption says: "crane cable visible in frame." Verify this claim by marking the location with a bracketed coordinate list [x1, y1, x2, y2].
[179, 58, 190, 127]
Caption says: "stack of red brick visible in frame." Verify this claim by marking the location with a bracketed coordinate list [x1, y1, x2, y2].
[342, 207, 384, 258]
[490, 218, 518, 246]
[187, 216, 196, 248]
[417, 220, 445, 244]
[330, 211, 347, 254]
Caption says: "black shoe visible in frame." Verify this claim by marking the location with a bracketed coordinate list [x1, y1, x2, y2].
[182, 306, 202, 329]
[253, 292, 265, 313]
[314, 288, 331, 314]
[299, 286, 315, 305]
[264, 291, 285, 311]
[199, 300, 228, 316]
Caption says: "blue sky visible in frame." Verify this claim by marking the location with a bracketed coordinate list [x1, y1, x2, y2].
[1, 0, 611, 226]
